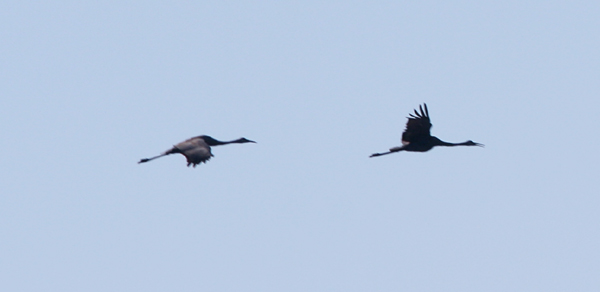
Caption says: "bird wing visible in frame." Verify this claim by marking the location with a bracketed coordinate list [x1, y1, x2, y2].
[174, 136, 213, 164]
[401, 104, 432, 144]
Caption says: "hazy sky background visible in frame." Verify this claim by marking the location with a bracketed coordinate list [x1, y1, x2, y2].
[2, 1, 599, 291]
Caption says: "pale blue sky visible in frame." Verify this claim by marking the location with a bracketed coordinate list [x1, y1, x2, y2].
[1, 1, 599, 291]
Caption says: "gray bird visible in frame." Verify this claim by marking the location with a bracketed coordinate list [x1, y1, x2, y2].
[370, 104, 483, 157]
[138, 135, 256, 167]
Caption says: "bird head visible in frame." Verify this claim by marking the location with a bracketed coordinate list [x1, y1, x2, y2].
[465, 140, 484, 147]
[237, 138, 256, 143]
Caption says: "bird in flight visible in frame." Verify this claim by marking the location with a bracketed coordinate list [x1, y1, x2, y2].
[370, 103, 483, 157]
[138, 135, 256, 167]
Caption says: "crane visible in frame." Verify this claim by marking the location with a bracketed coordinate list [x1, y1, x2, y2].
[370, 104, 483, 157]
[138, 135, 255, 167]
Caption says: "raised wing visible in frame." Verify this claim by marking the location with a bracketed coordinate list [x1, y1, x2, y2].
[401, 103, 432, 144]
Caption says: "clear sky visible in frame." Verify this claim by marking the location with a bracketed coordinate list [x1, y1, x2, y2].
[2, 1, 599, 291]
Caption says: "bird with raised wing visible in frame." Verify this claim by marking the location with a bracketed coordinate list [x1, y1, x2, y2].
[370, 104, 483, 157]
[138, 135, 255, 167]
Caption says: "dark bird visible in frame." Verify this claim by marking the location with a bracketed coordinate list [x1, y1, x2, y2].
[138, 135, 256, 167]
[370, 104, 483, 157]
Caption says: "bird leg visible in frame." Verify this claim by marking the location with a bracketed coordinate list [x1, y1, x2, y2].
[138, 153, 168, 164]
[370, 147, 403, 158]
[370, 152, 391, 157]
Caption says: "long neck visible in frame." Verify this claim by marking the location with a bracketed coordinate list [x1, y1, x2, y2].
[224, 138, 249, 144]
[209, 139, 228, 146]
[436, 139, 472, 147]
[203, 136, 249, 146]
[199, 136, 225, 146]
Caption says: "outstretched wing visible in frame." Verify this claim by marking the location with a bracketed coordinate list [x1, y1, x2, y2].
[173, 136, 213, 166]
[401, 103, 432, 144]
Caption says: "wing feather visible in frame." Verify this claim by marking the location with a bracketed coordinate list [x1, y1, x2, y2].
[401, 103, 432, 144]
[174, 137, 213, 166]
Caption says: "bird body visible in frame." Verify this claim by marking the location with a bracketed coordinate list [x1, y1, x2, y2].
[138, 135, 255, 167]
[370, 104, 482, 157]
